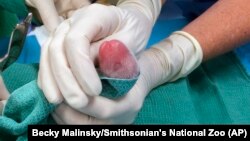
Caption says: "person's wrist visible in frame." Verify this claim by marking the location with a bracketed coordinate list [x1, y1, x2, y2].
[149, 45, 183, 86]
[169, 31, 203, 81]
[143, 30, 203, 88]
[137, 49, 170, 93]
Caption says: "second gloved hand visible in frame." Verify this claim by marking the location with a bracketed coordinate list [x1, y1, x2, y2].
[25, 0, 91, 32]
[38, 1, 162, 111]
[51, 31, 203, 124]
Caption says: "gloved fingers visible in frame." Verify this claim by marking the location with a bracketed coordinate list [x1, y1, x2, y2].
[63, 4, 139, 96]
[103, 6, 151, 55]
[110, 27, 148, 55]
[78, 94, 141, 120]
[80, 96, 117, 119]
[63, 19, 111, 96]
[48, 21, 89, 109]
[54, 94, 141, 124]
[53, 102, 110, 124]
[52, 79, 147, 124]
[76, 71, 149, 120]
[89, 41, 101, 65]
[68, 4, 120, 41]
[39, 34, 63, 104]
[51, 112, 66, 125]
[26, 0, 61, 32]
[55, 0, 91, 18]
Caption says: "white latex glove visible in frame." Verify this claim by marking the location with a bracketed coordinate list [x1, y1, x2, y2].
[39, 1, 162, 111]
[25, 0, 91, 32]
[0, 76, 9, 115]
[52, 31, 203, 124]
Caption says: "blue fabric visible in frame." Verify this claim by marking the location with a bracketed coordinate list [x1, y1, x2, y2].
[17, 35, 41, 64]
[234, 44, 250, 75]
[147, 18, 189, 48]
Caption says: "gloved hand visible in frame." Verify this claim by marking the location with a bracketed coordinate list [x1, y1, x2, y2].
[25, 0, 91, 32]
[52, 31, 203, 124]
[0, 76, 9, 115]
[38, 1, 162, 111]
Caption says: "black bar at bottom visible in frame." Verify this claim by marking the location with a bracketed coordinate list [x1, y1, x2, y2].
[28, 125, 250, 140]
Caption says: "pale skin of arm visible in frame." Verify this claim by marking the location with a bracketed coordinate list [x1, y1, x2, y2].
[182, 0, 250, 61]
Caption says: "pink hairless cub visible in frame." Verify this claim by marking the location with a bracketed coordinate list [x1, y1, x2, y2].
[99, 40, 139, 79]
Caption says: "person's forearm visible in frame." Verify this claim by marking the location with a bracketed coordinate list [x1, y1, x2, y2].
[182, 0, 250, 61]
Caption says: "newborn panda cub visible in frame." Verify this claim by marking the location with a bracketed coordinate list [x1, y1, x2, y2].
[99, 40, 139, 79]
